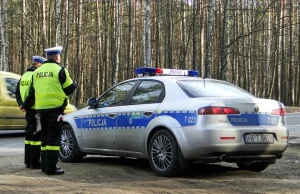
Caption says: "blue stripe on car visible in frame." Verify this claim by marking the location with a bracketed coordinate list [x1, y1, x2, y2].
[227, 113, 280, 126]
[157, 111, 197, 126]
[75, 110, 198, 130]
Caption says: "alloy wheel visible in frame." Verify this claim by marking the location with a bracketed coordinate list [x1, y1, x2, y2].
[60, 129, 74, 159]
[151, 135, 173, 171]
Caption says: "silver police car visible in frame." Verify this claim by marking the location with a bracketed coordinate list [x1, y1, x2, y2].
[59, 67, 288, 176]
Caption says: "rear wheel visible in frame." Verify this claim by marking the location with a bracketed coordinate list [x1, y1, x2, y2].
[236, 161, 270, 172]
[59, 124, 83, 162]
[148, 129, 179, 176]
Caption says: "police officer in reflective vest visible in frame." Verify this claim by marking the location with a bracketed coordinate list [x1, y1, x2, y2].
[15, 55, 46, 169]
[23, 46, 77, 175]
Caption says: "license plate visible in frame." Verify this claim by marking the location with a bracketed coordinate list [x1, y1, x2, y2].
[244, 133, 274, 144]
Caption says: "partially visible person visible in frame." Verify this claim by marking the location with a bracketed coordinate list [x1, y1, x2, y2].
[22, 46, 77, 175]
[15, 55, 47, 169]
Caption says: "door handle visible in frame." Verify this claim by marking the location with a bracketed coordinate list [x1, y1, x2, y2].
[143, 111, 153, 117]
[107, 113, 117, 118]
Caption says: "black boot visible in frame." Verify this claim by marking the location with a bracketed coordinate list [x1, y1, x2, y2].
[46, 167, 64, 175]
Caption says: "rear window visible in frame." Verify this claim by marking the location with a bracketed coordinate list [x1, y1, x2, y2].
[177, 80, 254, 98]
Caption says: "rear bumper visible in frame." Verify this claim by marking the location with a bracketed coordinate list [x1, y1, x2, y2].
[189, 146, 286, 163]
[178, 126, 288, 161]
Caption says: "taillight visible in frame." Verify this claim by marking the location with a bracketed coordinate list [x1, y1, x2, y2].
[271, 108, 286, 116]
[198, 106, 240, 115]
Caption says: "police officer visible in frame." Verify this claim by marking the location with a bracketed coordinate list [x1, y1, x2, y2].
[23, 46, 77, 175]
[15, 55, 47, 169]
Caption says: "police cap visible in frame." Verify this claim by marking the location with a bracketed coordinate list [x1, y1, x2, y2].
[32, 56, 47, 64]
[44, 46, 63, 55]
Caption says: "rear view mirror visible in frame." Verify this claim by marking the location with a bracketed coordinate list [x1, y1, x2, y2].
[87, 97, 98, 108]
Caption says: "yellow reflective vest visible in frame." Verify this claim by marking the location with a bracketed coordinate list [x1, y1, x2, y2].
[20, 71, 35, 109]
[33, 62, 73, 110]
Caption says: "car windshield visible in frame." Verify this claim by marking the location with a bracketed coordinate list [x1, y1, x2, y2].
[177, 80, 254, 98]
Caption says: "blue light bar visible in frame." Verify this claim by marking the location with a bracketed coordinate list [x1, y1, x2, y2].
[135, 67, 157, 75]
[188, 70, 199, 77]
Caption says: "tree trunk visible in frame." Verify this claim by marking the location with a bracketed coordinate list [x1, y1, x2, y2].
[41, 0, 47, 53]
[55, 0, 61, 46]
[192, 0, 196, 70]
[288, 0, 293, 105]
[63, 0, 70, 68]
[95, 0, 101, 97]
[75, 0, 83, 106]
[205, 0, 215, 78]
[155, 0, 161, 68]
[0, 0, 8, 71]
[113, 0, 121, 85]
[126, 0, 132, 79]
[280, 0, 285, 103]
[219, 0, 229, 80]
[21, 0, 26, 73]
[144, 0, 151, 67]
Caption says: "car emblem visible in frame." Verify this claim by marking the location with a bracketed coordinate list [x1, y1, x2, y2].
[254, 106, 259, 113]
[129, 117, 133, 124]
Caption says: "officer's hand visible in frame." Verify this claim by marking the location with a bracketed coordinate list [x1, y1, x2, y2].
[20, 105, 26, 112]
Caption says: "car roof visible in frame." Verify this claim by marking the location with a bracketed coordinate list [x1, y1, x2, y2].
[0, 71, 21, 79]
[125, 75, 223, 83]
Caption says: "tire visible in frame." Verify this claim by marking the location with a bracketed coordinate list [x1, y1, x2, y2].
[236, 161, 270, 172]
[59, 124, 83, 162]
[148, 129, 180, 177]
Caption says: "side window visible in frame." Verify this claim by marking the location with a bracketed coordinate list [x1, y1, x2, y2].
[5, 78, 18, 98]
[98, 81, 137, 107]
[130, 81, 164, 105]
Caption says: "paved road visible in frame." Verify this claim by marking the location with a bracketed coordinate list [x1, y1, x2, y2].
[286, 113, 300, 137]
[0, 130, 24, 155]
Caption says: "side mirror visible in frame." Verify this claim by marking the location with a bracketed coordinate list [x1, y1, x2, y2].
[87, 97, 98, 108]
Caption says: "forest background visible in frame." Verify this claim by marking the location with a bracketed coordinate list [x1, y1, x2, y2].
[0, 0, 299, 107]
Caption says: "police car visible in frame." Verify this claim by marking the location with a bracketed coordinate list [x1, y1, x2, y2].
[59, 67, 288, 176]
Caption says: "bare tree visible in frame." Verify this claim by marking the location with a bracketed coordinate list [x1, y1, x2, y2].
[113, 0, 121, 85]
[63, 0, 70, 67]
[40, 0, 47, 53]
[55, 0, 62, 46]
[205, 0, 215, 78]
[0, 0, 8, 71]
[75, 0, 83, 106]
[219, 0, 229, 80]
[155, 0, 161, 68]
[20, 0, 27, 73]
[144, 0, 151, 67]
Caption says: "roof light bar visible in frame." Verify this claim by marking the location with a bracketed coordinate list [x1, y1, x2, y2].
[135, 67, 199, 77]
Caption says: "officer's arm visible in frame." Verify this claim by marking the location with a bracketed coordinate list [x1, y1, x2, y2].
[22, 81, 35, 110]
[59, 68, 77, 96]
[15, 79, 23, 106]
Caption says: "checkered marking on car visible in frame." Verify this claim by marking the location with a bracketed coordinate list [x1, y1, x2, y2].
[75, 110, 198, 130]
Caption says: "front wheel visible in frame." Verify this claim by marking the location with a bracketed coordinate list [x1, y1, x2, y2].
[59, 124, 83, 162]
[236, 161, 270, 172]
[148, 129, 179, 176]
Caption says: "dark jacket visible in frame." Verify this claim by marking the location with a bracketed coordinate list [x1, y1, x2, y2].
[15, 66, 38, 108]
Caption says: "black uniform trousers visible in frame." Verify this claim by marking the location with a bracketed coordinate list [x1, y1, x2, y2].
[24, 109, 41, 167]
[40, 109, 62, 173]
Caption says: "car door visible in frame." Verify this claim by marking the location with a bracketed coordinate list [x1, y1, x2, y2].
[117, 80, 165, 153]
[0, 76, 26, 129]
[81, 81, 137, 150]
